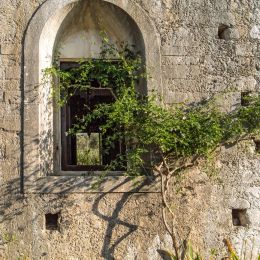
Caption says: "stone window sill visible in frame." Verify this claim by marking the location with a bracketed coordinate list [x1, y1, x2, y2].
[24, 175, 160, 193]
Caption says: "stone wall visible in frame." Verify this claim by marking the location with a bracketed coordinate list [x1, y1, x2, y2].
[0, 0, 260, 259]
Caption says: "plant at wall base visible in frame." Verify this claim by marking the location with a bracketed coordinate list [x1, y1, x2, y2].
[44, 36, 260, 259]
[224, 239, 240, 260]
[163, 238, 260, 260]
[160, 239, 260, 260]
[159, 242, 204, 260]
[1, 233, 17, 244]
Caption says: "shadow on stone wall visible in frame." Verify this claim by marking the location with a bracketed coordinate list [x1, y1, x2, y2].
[93, 178, 153, 259]
[0, 169, 156, 259]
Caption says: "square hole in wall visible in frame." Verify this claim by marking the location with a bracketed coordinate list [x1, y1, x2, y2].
[254, 139, 260, 153]
[218, 24, 230, 40]
[241, 92, 252, 106]
[232, 209, 249, 227]
[45, 213, 60, 231]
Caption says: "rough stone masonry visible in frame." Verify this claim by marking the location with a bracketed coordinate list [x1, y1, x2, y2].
[0, 0, 260, 259]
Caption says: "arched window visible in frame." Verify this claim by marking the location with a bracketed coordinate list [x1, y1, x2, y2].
[23, 0, 161, 192]
[54, 1, 145, 172]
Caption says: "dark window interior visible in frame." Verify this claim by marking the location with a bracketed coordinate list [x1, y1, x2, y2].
[60, 61, 126, 171]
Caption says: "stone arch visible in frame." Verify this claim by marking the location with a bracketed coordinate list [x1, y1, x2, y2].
[54, 1, 145, 60]
[23, 0, 161, 189]
[24, 0, 161, 91]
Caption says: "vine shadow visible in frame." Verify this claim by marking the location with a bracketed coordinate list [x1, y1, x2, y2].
[92, 177, 154, 260]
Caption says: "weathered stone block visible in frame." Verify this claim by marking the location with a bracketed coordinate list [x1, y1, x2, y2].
[250, 25, 260, 39]
[0, 90, 4, 102]
[4, 91, 21, 104]
[163, 78, 199, 92]
[162, 65, 190, 79]
[161, 46, 188, 56]
[5, 66, 20, 79]
[161, 56, 200, 67]
[0, 67, 4, 78]
[234, 76, 257, 91]
[0, 144, 6, 160]
[0, 103, 20, 117]
[0, 116, 20, 131]
[189, 65, 202, 78]
[236, 43, 256, 57]
[231, 198, 251, 209]
[0, 44, 19, 55]
[0, 55, 19, 67]
[3, 79, 20, 91]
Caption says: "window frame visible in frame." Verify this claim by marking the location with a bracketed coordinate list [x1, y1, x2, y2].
[56, 59, 127, 175]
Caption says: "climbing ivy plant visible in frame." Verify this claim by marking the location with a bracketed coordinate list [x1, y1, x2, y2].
[44, 36, 260, 259]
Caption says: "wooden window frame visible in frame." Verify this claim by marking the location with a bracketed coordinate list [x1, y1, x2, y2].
[59, 60, 126, 172]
